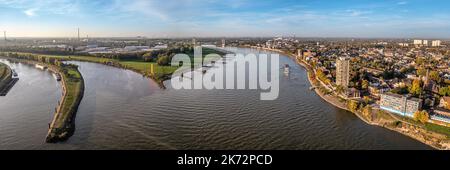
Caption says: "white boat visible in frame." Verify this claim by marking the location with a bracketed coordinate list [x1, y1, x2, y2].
[12, 69, 18, 78]
[284, 64, 290, 74]
[35, 64, 47, 70]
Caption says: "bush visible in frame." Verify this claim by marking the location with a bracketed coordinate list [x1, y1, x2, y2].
[157, 55, 171, 66]
[393, 121, 402, 127]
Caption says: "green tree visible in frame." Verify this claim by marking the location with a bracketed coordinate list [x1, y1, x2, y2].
[157, 55, 171, 66]
[391, 86, 409, 95]
[142, 52, 155, 62]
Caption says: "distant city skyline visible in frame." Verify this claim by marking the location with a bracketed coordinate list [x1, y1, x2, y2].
[1, 0, 450, 38]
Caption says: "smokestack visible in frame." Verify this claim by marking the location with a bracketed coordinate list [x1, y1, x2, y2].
[3, 31, 6, 41]
[77, 28, 80, 41]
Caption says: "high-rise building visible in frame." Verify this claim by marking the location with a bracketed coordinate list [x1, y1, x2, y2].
[336, 57, 350, 88]
[380, 93, 422, 118]
[423, 40, 429, 46]
[413, 40, 423, 45]
[297, 49, 302, 59]
[192, 38, 196, 46]
[432, 40, 441, 47]
[221, 39, 225, 48]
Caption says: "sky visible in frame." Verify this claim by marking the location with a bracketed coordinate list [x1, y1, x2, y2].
[0, 0, 449, 38]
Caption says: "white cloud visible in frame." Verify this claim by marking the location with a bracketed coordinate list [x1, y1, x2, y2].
[397, 1, 408, 5]
[1, 0, 81, 16]
[24, 8, 36, 16]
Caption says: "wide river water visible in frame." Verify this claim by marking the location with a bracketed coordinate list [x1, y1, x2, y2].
[0, 48, 431, 149]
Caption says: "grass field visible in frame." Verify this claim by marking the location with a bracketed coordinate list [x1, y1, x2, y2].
[393, 113, 450, 138]
[119, 60, 178, 76]
[425, 123, 450, 138]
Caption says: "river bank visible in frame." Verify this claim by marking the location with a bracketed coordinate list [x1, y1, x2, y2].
[0, 62, 19, 96]
[0, 57, 85, 143]
[45, 64, 84, 143]
[249, 46, 449, 150]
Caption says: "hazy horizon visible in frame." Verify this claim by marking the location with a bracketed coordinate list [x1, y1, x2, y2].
[3, 36, 450, 40]
[1, 0, 450, 38]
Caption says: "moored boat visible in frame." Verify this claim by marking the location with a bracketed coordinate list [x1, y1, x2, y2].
[53, 73, 61, 81]
[35, 64, 47, 70]
[284, 64, 290, 74]
[12, 69, 18, 78]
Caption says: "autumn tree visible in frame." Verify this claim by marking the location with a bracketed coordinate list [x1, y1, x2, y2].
[409, 79, 423, 96]
[347, 100, 359, 112]
[438, 86, 450, 96]
[363, 96, 371, 104]
[413, 110, 429, 124]
[416, 68, 427, 77]
[415, 57, 424, 66]
[361, 79, 369, 90]
[429, 71, 441, 82]
[335, 85, 345, 95]
[363, 105, 373, 121]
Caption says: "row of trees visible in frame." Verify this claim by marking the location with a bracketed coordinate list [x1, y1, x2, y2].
[1, 52, 61, 65]
[2, 44, 198, 67]
[389, 79, 423, 97]
[347, 100, 374, 121]
[98, 46, 196, 64]
[2, 52, 78, 80]
[315, 69, 331, 85]
[0, 46, 75, 55]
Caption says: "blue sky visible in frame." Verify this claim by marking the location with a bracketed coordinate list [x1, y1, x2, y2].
[0, 0, 449, 38]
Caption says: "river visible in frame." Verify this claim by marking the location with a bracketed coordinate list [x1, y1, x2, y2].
[0, 48, 431, 149]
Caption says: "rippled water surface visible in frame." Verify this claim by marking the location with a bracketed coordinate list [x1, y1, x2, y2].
[0, 48, 431, 149]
